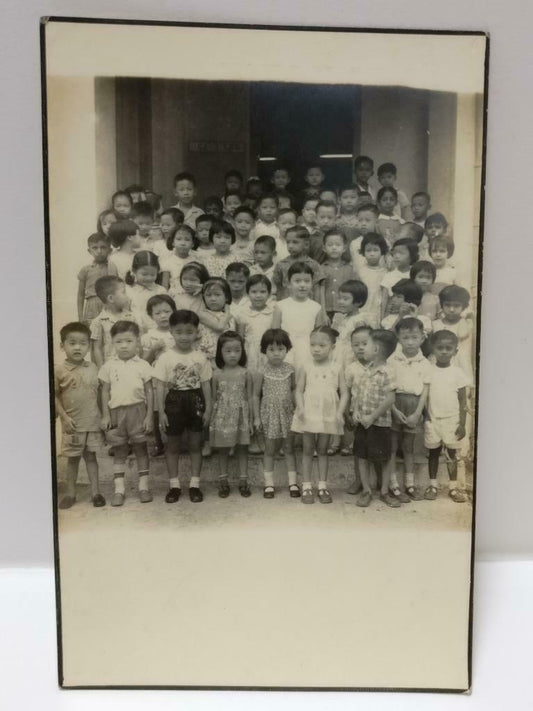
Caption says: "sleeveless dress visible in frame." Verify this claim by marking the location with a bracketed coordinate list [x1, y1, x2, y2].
[260, 362, 295, 439]
[209, 368, 250, 447]
[291, 360, 343, 435]
[276, 297, 322, 367]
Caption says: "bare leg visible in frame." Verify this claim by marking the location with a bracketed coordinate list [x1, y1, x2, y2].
[263, 438, 278, 475]
[188, 431, 204, 481]
[316, 433, 330, 483]
[165, 435, 181, 482]
[389, 430, 400, 490]
[301, 433, 315, 487]
[428, 446, 441, 481]
[237, 445, 249, 480]
[64, 456, 80, 499]
[83, 451, 101, 498]
[111, 444, 129, 506]
[132, 442, 149, 475]
[217, 447, 230, 480]
[402, 432, 416, 488]
[358, 457, 372, 493]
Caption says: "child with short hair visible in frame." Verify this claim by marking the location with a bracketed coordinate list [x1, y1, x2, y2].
[99, 321, 154, 506]
[130, 200, 154, 248]
[203, 195, 224, 220]
[196, 277, 235, 366]
[55, 322, 105, 509]
[276, 207, 298, 260]
[299, 197, 320, 236]
[300, 164, 326, 203]
[410, 260, 440, 321]
[210, 331, 253, 498]
[380, 237, 420, 319]
[225, 262, 251, 317]
[271, 167, 294, 207]
[231, 206, 256, 264]
[424, 330, 469, 503]
[345, 326, 373, 482]
[320, 231, 356, 321]
[319, 188, 338, 204]
[336, 185, 360, 245]
[97, 209, 117, 239]
[127, 251, 167, 332]
[353, 155, 376, 200]
[271, 226, 324, 301]
[224, 169, 244, 195]
[172, 171, 204, 228]
[159, 207, 185, 253]
[236, 274, 275, 374]
[356, 233, 388, 328]
[376, 186, 405, 247]
[111, 190, 133, 220]
[331, 279, 370, 368]
[251, 194, 280, 242]
[160, 223, 196, 300]
[311, 200, 338, 262]
[199, 220, 237, 277]
[192, 214, 215, 260]
[349, 203, 380, 272]
[244, 177, 263, 211]
[433, 285, 474, 383]
[223, 191, 242, 225]
[397, 221, 428, 261]
[352, 328, 398, 508]
[377, 163, 410, 220]
[429, 236, 456, 292]
[90, 276, 139, 368]
[108, 220, 142, 280]
[174, 261, 210, 312]
[154, 310, 213, 503]
[387, 317, 432, 501]
[381, 279, 432, 338]
[77, 234, 118, 324]
[250, 235, 277, 292]
[411, 192, 432, 228]
[425, 211, 449, 241]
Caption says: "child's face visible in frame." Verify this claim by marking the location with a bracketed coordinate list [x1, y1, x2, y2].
[247, 181, 263, 199]
[278, 196, 291, 210]
[221, 338, 243, 368]
[224, 194, 242, 216]
[173, 229, 194, 257]
[378, 171, 396, 188]
[113, 330, 139, 360]
[135, 265, 158, 288]
[113, 196, 132, 218]
[88, 240, 110, 264]
[354, 161, 374, 184]
[174, 179, 195, 205]
[195, 220, 212, 246]
[316, 206, 337, 232]
[258, 198, 278, 223]
[204, 285, 227, 312]
[265, 342, 288, 366]
[442, 300, 464, 323]
[286, 233, 306, 257]
[272, 170, 290, 190]
[351, 330, 371, 364]
[62, 331, 90, 363]
[205, 203, 223, 219]
[181, 271, 202, 295]
[160, 214, 178, 238]
[411, 196, 430, 220]
[378, 191, 397, 215]
[227, 271, 247, 299]
[392, 244, 411, 270]
[413, 269, 434, 292]
[320, 190, 337, 204]
[254, 243, 274, 268]
[324, 234, 345, 260]
[357, 209, 377, 235]
[340, 189, 358, 213]
[212, 231, 232, 255]
[100, 212, 116, 236]
[310, 331, 333, 362]
[151, 302, 173, 329]
[109, 283, 130, 311]
[364, 336, 380, 363]
[389, 292, 406, 314]
[225, 176, 242, 193]
[397, 326, 423, 358]
[134, 214, 152, 237]
[289, 272, 312, 299]
[337, 290, 357, 314]
[234, 212, 255, 239]
[170, 322, 198, 351]
[248, 282, 270, 309]
[305, 168, 324, 187]
[433, 336, 457, 366]
[430, 244, 448, 267]
[364, 243, 382, 267]
[301, 201, 318, 226]
[427, 223, 446, 240]
[278, 212, 297, 238]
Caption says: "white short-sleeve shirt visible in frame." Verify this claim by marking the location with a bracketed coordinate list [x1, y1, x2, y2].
[98, 356, 153, 408]
[387, 349, 432, 396]
[426, 364, 469, 419]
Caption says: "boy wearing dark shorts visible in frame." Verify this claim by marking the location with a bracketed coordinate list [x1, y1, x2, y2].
[153, 310, 212, 503]
[352, 329, 398, 508]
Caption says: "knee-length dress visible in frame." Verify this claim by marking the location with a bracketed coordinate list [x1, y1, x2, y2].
[210, 368, 250, 447]
[237, 303, 275, 373]
[291, 360, 343, 435]
[260, 362, 295, 439]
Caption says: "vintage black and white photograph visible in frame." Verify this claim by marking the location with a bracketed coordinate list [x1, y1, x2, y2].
[43, 19, 487, 690]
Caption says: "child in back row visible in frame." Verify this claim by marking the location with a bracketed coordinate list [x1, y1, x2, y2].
[77, 233, 118, 324]
[377, 163, 410, 220]
[231, 207, 255, 264]
[250, 235, 276, 290]
[172, 171, 204, 229]
[90, 275, 139, 368]
[272, 226, 324, 301]
[251, 194, 280, 241]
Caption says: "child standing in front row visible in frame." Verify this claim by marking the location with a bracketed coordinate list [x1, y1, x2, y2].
[55, 323, 105, 509]
[90, 276, 139, 368]
[210, 332, 253, 498]
[77, 233, 118, 324]
[99, 321, 154, 506]
[154, 310, 212, 503]
[292, 326, 348, 504]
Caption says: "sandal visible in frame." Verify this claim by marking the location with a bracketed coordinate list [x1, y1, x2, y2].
[92, 494, 106, 507]
[406, 486, 423, 501]
[449, 488, 467, 503]
[356, 490, 372, 507]
[424, 485, 438, 500]
[380, 492, 401, 508]
[318, 488, 332, 504]
[165, 487, 181, 503]
[390, 487, 410, 503]
[263, 486, 275, 499]
[301, 488, 315, 504]
[218, 479, 230, 498]
[289, 484, 301, 498]
[238, 480, 252, 497]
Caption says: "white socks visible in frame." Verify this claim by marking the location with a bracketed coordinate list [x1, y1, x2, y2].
[169, 476, 180, 489]
[288, 470, 297, 486]
[190, 476, 200, 488]
[114, 476, 125, 495]
[318, 480, 327, 490]
[264, 471, 274, 487]
[138, 472, 150, 491]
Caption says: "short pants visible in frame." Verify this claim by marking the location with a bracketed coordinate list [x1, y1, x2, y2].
[353, 424, 392, 463]
[391, 393, 423, 434]
[165, 388, 205, 436]
[61, 430, 104, 457]
[106, 402, 148, 447]
[424, 416, 462, 450]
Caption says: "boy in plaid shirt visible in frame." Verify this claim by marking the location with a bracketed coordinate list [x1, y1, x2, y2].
[351, 329, 399, 508]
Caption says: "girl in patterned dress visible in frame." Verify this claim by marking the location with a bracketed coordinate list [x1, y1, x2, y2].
[210, 332, 253, 498]
[253, 329, 298, 499]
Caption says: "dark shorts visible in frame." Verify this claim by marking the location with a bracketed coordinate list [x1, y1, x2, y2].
[165, 389, 205, 436]
[353, 424, 392, 463]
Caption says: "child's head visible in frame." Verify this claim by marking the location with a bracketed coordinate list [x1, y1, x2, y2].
[169, 309, 200, 351]
[395, 316, 425, 357]
[285, 226, 310, 258]
[430, 329, 459, 366]
[209, 220, 235, 254]
[160, 207, 184, 244]
[146, 294, 176, 330]
[253, 234, 276, 268]
[225, 262, 250, 299]
[203, 195, 224, 219]
[377, 162, 398, 187]
[124, 184, 145, 203]
[215, 330, 247, 370]
[389, 278, 423, 314]
[277, 208, 298, 238]
[130, 200, 154, 237]
[195, 214, 214, 247]
[246, 274, 271, 309]
[301, 198, 319, 226]
[411, 192, 431, 221]
[315, 200, 337, 232]
[429, 236, 454, 267]
[111, 190, 133, 219]
[246, 177, 263, 200]
[202, 277, 232, 311]
[173, 171, 196, 206]
[337, 279, 368, 314]
[339, 185, 359, 213]
[356, 192, 374, 210]
[410, 260, 437, 292]
[233, 206, 255, 240]
[108, 219, 141, 251]
[319, 189, 337, 204]
[305, 165, 325, 188]
[257, 194, 279, 224]
[397, 221, 424, 245]
[323, 230, 347, 261]
[144, 189, 163, 219]
[179, 261, 210, 296]
[60, 322, 91, 363]
[223, 191, 243, 217]
[260, 328, 292, 364]
[310, 325, 338, 362]
[353, 155, 374, 185]
[439, 285, 470, 323]
[425, 212, 449, 240]
[360, 232, 388, 266]
[391, 237, 419, 269]
[287, 261, 314, 299]
[97, 209, 117, 237]
[350, 325, 373, 364]
[87, 233, 111, 264]
[367, 328, 397, 363]
[110, 320, 140, 360]
[129, 250, 160, 288]
[271, 167, 291, 191]
[356, 203, 379, 235]
[168, 223, 196, 255]
[377, 186, 398, 216]
[224, 169, 244, 194]
[94, 275, 129, 310]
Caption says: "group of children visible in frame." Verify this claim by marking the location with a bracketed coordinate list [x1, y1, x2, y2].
[56, 158, 474, 510]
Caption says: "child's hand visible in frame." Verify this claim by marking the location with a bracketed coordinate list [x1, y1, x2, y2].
[254, 418, 262, 433]
[344, 413, 355, 430]
[159, 412, 169, 431]
[143, 414, 153, 435]
[455, 424, 466, 440]
[100, 414, 111, 431]
[398, 303, 412, 317]
[404, 413, 419, 429]
[392, 407, 407, 425]
[202, 410, 211, 427]
[360, 414, 373, 429]
[61, 414, 77, 434]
